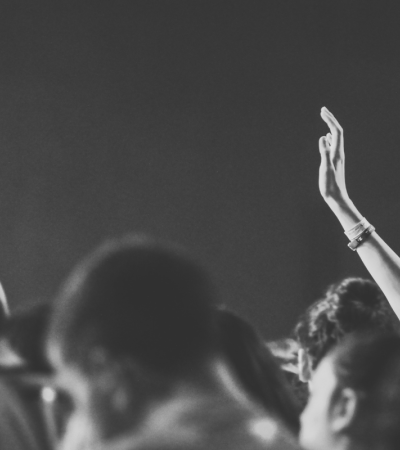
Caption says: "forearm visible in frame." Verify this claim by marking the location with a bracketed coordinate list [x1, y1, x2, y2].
[356, 234, 400, 319]
[326, 197, 363, 230]
[329, 198, 400, 319]
[316, 107, 400, 317]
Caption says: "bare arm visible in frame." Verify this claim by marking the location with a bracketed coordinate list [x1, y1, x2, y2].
[0, 283, 8, 325]
[319, 107, 400, 319]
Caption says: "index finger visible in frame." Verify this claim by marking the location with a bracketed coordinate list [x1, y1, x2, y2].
[321, 107, 343, 136]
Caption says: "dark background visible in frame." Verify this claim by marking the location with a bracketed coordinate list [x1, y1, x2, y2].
[0, 1, 399, 339]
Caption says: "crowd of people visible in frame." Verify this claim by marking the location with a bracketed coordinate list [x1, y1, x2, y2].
[0, 107, 400, 449]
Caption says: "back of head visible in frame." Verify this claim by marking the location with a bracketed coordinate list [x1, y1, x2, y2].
[48, 235, 218, 376]
[294, 277, 399, 369]
[216, 309, 300, 435]
[329, 332, 400, 448]
[371, 345, 400, 450]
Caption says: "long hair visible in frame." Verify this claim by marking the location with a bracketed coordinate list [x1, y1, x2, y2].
[216, 308, 300, 435]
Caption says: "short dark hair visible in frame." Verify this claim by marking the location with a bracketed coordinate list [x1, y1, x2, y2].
[48, 235, 218, 375]
[294, 277, 399, 369]
[329, 332, 400, 446]
[369, 339, 400, 450]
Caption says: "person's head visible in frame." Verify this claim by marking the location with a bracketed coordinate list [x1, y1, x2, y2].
[294, 277, 399, 382]
[216, 308, 300, 435]
[300, 332, 400, 450]
[47, 235, 219, 442]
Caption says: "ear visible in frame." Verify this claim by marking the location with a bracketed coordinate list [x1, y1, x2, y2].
[330, 388, 358, 434]
[298, 348, 312, 382]
[89, 353, 167, 414]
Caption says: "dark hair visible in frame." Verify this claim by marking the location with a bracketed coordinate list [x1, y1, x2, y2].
[1, 302, 52, 373]
[294, 277, 399, 369]
[48, 235, 218, 375]
[216, 309, 300, 435]
[328, 332, 400, 447]
[371, 347, 400, 450]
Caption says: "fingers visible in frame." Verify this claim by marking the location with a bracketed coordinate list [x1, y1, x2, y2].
[320, 107, 343, 137]
[319, 135, 328, 152]
[319, 136, 331, 166]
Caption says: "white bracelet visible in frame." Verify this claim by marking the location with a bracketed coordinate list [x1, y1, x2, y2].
[344, 217, 371, 241]
[348, 225, 376, 251]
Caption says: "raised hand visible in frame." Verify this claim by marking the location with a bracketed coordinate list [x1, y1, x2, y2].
[316, 106, 400, 320]
[318, 107, 349, 207]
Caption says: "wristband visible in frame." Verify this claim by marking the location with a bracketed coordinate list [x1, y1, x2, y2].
[348, 225, 375, 251]
[344, 217, 371, 241]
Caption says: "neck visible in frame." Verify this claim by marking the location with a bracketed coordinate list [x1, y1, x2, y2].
[97, 357, 265, 450]
[337, 436, 358, 450]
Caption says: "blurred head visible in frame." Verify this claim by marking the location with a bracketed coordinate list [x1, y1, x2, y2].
[294, 277, 399, 382]
[47, 235, 219, 443]
[216, 309, 300, 434]
[300, 332, 400, 450]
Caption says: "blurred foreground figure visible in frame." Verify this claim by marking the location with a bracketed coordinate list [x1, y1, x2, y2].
[47, 236, 299, 450]
[0, 302, 52, 372]
[0, 375, 50, 450]
[300, 332, 400, 450]
[0, 283, 54, 450]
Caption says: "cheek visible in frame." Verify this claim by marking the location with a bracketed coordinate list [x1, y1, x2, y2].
[300, 407, 321, 449]
[300, 396, 332, 450]
[301, 395, 321, 427]
[59, 411, 97, 450]
[300, 404, 314, 433]
[302, 396, 327, 428]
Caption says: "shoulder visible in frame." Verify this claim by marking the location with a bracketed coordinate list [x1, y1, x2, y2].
[0, 373, 52, 450]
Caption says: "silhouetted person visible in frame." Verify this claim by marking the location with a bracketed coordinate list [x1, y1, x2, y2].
[47, 235, 299, 450]
[0, 302, 52, 373]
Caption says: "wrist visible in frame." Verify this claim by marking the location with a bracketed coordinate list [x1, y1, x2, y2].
[326, 196, 364, 230]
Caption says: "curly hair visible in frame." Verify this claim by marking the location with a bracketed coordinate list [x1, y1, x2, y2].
[294, 277, 400, 369]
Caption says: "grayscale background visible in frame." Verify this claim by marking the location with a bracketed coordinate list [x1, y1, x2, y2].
[0, 1, 397, 339]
